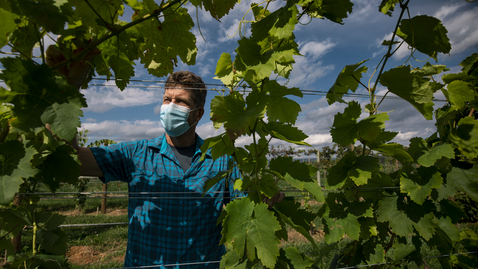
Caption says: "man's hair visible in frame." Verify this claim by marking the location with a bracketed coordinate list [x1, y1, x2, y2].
[165, 71, 207, 109]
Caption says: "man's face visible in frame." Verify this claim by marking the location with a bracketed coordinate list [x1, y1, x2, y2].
[162, 88, 202, 126]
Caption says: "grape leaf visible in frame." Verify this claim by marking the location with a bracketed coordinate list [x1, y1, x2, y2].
[274, 207, 318, 249]
[447, 166, 478, 202]
[0, 141, 38, 204]
[0, 58, 83, 134]
[327, 60, 368, 105]
[437, 217, 460, 242]
[397, 15, 451, 61]
[264, 80, 302, 124]
[305, 0, 353, 24]
[330, 101, 361, 146]
[355, 113, 389, 142]
[220, 198, 281, 269]
[210, 91, 266, 139]
[377, 196, 414, 237]
[378, 0, 400, 16]
[40, 102, 83, 142]
[263, 121, 309, 146]
[9, 22, 38, 58]
[196, 0, 240, 21]
[443, 81, 475, 111]
[413, 213, 436, 241]
[269, 156, 314, 183]
[42, 145, 80, 192]
[392, 241, 415, 262]
[373, 143, 413, 163]
[251, 3, 298, 40]
[216, 53, 233, 78]
[380, 65, 434, 120]
[136, 2, 196, 79]
[448, 117, 478, 160]
[367, 244, 385, 265]
[0, 6, 19, 47]
[417, 143, 455, 167]
[327, 152, 379, 187]
[400, 167, 442, 205]
[336, 213, 360, 240]
[284, 247, 314, 269]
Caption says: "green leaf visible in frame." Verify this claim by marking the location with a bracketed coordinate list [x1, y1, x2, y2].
[413, 213, 436, 241]
[0, 58, 83, 134]
[40, 102, 83, 142]
[0, 141, 38, 204]
[210, 91, 265, 139]
[437, 217, 460, 242]
[400, 167, 443, 205]
[448, 166, 478, 202]
[356, 113, 389, 142]
[380, 65, 435, 119]
[9, 22, 39, 58]
[43, 145, 80, 192]
[258, 174, 279, 198]
[367, 244, 385, 265]
[0, 7, 19, 47]
[336, 213, 360, 240]
[305, 0, 354, 24]
[327, 152, 380, 187]
[136, 2, 196, 79]
[221, 198, 281, 268]
[251, 3, 298, 40]
[448, 117, 478, 159]
[263, 121, 309, 146]
[373, 143, 413, 163]
[330, 101, 361, 146]
[377, 195, 414, 237]
[269, 156, 314, 183]
[378, 0, 400, 16]
[284, 247, 314, 269]
[216, 53, 233, 78]
[397, 15, 451, 60]
[327, 60, 368, 105]
[392, 241, 415, 262]
[198, 0, 240, 21]
[443, 81, 475, 111]
[417, 143, 455, 167]
[274, 207, 318, 250]
[413, 62, 449, 77]
[264, 80, 302, 124]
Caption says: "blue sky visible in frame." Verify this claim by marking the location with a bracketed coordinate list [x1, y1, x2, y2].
[2, 0, 478, 150]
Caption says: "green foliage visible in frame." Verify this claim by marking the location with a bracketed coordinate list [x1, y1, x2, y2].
[1, 0, 477, 268]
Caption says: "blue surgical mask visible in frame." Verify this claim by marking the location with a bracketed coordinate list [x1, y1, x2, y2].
[160, 103, 198, 137]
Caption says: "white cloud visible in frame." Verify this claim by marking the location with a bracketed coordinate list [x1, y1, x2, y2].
[82, 84, 163, 113]
[85, 118, 96, 122]
[81, 119, 164, 142]
[433, 4, 463, 21]
[305, 134, 332, 146]
[440, 6, 478, 54]
[300, 39, 336, 60]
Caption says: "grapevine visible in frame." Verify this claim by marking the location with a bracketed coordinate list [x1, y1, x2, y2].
[0, 0, 477, 268]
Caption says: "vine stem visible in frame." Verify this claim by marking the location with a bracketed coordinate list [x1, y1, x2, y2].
[84, 0, 112, 30]
[49, 0, 184, 72]
[371, 0, 410, 105]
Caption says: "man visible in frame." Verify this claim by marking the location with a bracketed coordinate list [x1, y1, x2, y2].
[76, 71, 243, 268]
[46, 46, 284, 268]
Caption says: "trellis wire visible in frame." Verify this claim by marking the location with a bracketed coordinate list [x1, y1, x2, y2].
[103, 251, 477, 269]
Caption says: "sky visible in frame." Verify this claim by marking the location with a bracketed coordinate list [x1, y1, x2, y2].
[2, 0, 478, 151]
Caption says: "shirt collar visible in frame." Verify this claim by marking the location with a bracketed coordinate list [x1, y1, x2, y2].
[147, 134, 210, 158]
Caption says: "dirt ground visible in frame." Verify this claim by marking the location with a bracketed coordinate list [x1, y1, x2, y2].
[65, 209, 127, 266]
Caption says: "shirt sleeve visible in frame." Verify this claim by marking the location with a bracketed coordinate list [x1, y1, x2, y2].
[90, 141, 139, 184]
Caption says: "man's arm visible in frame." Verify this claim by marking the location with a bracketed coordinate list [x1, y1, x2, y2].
[74, 144, 104, 177]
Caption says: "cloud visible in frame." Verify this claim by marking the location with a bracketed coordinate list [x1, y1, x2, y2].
[82, 84, 163, 113]
[439, 5, 478, 54]
[300, 39, 336, 60]
[81, 119, 165, 142]
[218, 19, 242, 43]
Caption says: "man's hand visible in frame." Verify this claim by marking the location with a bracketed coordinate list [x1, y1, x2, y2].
[263, 192, 285, 208]
[45, 42, 100, 89]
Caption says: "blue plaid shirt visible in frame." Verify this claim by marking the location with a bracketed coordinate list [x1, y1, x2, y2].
[90, 134, 241, 268]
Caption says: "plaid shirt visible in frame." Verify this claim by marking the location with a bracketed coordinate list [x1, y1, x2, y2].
[90, 134, 241, 268]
